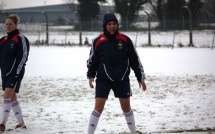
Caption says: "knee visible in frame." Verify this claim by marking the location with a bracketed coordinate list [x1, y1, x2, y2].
[94, 107, 104, 113]
[121, 105, 131, 113]
[122, 108, 131, 113]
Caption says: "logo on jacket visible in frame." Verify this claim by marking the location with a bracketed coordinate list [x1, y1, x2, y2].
[118, 41, 123, 49]
[100, 37, 105, 41]
[10, 42, 14, 49]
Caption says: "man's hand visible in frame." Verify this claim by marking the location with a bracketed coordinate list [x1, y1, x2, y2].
[89, 78, 95, 88]
[139, 81, 146, 91]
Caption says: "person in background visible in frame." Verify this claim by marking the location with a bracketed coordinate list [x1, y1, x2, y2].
[86, 13, 146, 134]
[0, 14, 30, 132]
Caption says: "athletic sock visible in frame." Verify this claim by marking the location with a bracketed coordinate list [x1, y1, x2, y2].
[11, 101, 24, 125]
[1, 99, 12, 124]
[87, 110, 101, 134]
[124, 109, 136, 134]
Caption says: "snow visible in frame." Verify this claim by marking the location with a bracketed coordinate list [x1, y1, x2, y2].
[0, 38, 215, 133]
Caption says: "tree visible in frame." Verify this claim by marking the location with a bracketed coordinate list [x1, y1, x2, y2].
[62, 0, 77, 27]
[149, 0, 203, 30]
[150, 0, 186, 30]
[114, 0, 149, 30]
[203, 0, 215, 18]
[148, 0, 165, 29]
[201, 0, 215, 25]
[63, 0, 76, 12]
[0, 0, 6, 23]
[77, 0, 106, 30]
[186, 0, 204, 28]
[164, 0, 186, 30]
[0, 0, 5, 9]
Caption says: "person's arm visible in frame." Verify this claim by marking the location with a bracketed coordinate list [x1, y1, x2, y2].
[87, 40, 99, 88]
[139, 81, 146, 91]
[89, 78, 95, 88]
[13, 35, 30, 77]
[0, 37, 5, 69]
[127, 37, 146, 91]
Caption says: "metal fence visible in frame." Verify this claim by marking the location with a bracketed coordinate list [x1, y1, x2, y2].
[0, 23, 214, 49]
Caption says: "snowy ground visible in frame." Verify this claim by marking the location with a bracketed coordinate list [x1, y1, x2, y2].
[0, 46, 215, 134]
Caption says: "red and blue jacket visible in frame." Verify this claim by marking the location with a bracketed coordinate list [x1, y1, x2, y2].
[0, 29, 30, 78]
[87, 32, 145, 82]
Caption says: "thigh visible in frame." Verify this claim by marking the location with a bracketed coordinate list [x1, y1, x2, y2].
[94, 98, 107, 113]
[112, 80, 131, 98]
[4, 88, 15, 99]
[95, 79, 111, 98]
[119, 98, 131, 112]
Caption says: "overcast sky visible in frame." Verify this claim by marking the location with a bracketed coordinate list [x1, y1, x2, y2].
[3, 0, 64, 9]
[2, 0, 114, 9]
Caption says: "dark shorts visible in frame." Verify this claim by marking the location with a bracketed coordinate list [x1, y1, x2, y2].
[1, 69, 25, 93]
[95, 79, 132, 99]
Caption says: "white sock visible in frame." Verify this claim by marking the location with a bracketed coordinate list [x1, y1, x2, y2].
[11, 101, 24, 125]
[1, 99, 12, 125]
[124, 110, 136, 134]
[87, 110, 101, 134]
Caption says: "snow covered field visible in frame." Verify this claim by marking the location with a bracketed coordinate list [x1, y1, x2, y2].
[0, 46, 215, 134]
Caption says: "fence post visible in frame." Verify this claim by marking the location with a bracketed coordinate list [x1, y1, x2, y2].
[172, 31, 175, 49]
[181, 15, 184, 30]
[184, 6, 194, 47]
[38, 31, 40, 47]
[212, 31, 215, 50]
[75, 11, 82, 45]
[41, 11, 49, 45]
[144, 11, 151, 46]
[135, 32, 138, 47]
[163, 16, 165, 31]
[65, 31, 67, 47]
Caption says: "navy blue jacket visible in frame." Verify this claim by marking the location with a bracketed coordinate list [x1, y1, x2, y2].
[87, 32, 145, 82]
[0, 29, 30, 78]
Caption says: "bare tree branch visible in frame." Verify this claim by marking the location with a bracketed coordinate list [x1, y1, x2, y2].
[0, 0, 6, 10]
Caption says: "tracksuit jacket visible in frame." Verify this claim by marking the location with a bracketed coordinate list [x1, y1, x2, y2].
[0, 29, 30, 78]
[87, 32, 145, 82]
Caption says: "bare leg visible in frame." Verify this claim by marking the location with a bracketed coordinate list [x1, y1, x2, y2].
[11, 92, 17, 102]
[4, 88, 15, 99]
[119, 98, 131, 113]
[94, 98, 106, 113]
